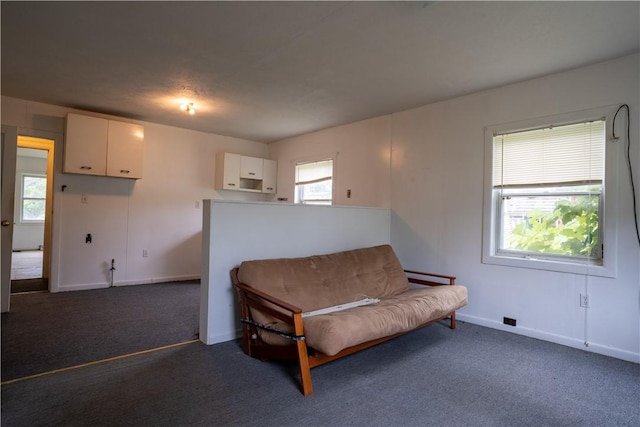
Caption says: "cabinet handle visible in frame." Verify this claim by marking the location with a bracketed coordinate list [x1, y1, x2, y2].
[248, 172, 255, 176]
[228, 183, 236, 186]
[266, 187, 273, 190]
[120, 170, 130, 174]
[80, 166, 92, 170]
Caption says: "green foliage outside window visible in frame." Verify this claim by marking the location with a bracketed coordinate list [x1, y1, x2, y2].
[22, 175, 47, 221]
[508, 195, 599, 258]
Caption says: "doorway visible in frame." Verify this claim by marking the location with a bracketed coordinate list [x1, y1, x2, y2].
[10, 137, 54, 293]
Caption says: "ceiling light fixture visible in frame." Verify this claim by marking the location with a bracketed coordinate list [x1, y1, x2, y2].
[180, 102, 196, 115]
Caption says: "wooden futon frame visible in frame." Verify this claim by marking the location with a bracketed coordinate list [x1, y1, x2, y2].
[232, 268, 457, 396]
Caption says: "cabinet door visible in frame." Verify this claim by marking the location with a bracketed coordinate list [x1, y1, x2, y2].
[240, 156, 263, 179]
[262, 159, 277, 193]
[215, 152, 241, 190]
[106, 121, 144, 179]
[64, 114, 108, 176]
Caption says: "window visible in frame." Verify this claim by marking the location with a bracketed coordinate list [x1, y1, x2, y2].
[21, 174, 47, 222]
[295, 159, 333, 205]
[483, 107, 617, 277]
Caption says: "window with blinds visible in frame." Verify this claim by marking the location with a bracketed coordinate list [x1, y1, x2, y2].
[294, 159, 333, 205]
[493, 120, 605, 188]
[492, 119, 605, 262]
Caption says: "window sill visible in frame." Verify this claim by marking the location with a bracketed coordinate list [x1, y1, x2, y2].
[482, 253, 616, 278]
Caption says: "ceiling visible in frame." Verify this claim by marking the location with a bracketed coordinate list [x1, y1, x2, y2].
[2, 1, 638, 143]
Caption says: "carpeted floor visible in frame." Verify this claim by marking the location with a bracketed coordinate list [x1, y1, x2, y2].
[1, 281, 200, 382]
[2, 321, 638, 426]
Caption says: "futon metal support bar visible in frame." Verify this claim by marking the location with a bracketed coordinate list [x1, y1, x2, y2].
[240, 318, 306, 342]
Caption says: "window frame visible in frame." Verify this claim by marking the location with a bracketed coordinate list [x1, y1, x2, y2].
[19, 172, 47, 224]
[294, 156, 336, 206]
[482, 107, 618, 278]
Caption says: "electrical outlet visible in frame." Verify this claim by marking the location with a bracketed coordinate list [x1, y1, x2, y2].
[142, 249, 148, 258]
[195, 200, 200, 209]
[503, 317, 517, 327]
[580, 293, 589, 308]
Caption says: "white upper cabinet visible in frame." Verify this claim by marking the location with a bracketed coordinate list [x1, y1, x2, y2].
[64, 114, 109, 176]
[215, 152, 241, 190]
[240, 156, 264, 179]
[64, 113, 144, 179]
[215, 152, 277, 194]
[263, 159, 277, 194]
[106, 120, 144, 179]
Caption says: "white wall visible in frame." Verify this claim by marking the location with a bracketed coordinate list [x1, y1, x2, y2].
[13, 153, 46, 250]
[268, 115, 391, 207]
[269, 53, 640, 363]
[389, 54, 639, 363]
[1, 96, 271, 291]
[201, 200, 391, 344]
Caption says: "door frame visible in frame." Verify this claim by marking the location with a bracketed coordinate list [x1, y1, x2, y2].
[1, 125, 18, 312]
[16, 136, 55, 282]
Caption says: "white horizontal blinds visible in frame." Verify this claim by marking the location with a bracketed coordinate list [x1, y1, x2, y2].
[493, 120, 605, 188]
[295, 159, 333, 185]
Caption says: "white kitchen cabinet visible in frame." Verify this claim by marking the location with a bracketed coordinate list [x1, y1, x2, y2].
[64, 113, 144, 179]
[263, 159, 277, 194]
[106, 120, 144, 179]
[240, 156, 264, 179]
[215, 152, 277, 194]
[215, 152, 241, 190]
[64, 114, 108, 176]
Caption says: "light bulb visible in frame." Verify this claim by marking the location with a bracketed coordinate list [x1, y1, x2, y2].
[180, 102, 195, 115]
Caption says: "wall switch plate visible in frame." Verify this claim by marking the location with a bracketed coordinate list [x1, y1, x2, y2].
[81, 194, 88, 204]
[142, 249, 148, 258]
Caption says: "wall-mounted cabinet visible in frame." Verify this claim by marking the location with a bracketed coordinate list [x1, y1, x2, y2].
[215, 152, 277, 194]
[262, 159, 277, 194]
[64, 113, 144, 179]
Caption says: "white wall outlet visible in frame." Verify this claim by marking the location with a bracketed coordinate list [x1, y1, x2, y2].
[142, 249, 148, 258]
[195, 200, 200, 209]
[580, 293, 589, 308]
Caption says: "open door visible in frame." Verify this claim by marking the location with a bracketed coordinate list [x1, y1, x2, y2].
[1, 125, 18, 312]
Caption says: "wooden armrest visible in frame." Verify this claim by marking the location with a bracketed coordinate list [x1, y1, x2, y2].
[404, 269, 456, 286]
[235, 282, 302, 314]
[234, 281, 305, 327]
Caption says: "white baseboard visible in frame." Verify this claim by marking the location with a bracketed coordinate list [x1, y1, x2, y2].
[457, 313, 640, 364]
[204, 329, 241, 345]
[117, 275, 200, 286]
[56, 275, 200, 292]
[56, 282, 108, 292]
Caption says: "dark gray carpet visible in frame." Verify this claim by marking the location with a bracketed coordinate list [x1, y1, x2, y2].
[1, 281, 200, 381]
[2, 322, 638, 426]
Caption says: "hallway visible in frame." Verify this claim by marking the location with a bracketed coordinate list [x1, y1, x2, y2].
[11, 250, 42, 280]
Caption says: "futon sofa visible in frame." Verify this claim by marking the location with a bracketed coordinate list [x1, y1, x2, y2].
[232, 244, 468, 396]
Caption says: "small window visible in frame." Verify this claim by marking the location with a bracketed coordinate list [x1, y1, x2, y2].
[482, 107, 618, 277]
[21, 174, 47, 222]
[295, 159, 333, 205]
